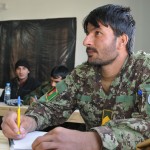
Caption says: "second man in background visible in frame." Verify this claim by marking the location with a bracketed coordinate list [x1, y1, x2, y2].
[23, 65, 69, 105]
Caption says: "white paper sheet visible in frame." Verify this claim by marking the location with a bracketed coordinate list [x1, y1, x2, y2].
[11, 131, 47, 150]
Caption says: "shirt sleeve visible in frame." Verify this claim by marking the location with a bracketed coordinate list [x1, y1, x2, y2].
[25, 77, 78, 130]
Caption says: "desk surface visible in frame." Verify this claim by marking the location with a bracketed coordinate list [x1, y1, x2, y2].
[0, 130, 9, 150]
[0, 102, 85, 123]
[0, 102, 28, 116]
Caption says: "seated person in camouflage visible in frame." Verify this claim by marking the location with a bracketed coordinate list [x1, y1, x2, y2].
[23, 65, 69, 105]
[2, 4, 150, 150]
[0, 59, 40, 103]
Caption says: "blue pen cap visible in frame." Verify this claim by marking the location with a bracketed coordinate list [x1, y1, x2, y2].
[18, 96, 21, 105]
[138, 90, 142, 96]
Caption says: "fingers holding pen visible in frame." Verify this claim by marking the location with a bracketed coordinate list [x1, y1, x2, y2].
[1, 111, 20, 139]
[14, 115, 37, 139]
[1, 111, 36, 139]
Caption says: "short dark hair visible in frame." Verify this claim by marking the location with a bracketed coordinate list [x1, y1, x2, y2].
[51, 65, 69, 79]
[83, 4, 136, 55]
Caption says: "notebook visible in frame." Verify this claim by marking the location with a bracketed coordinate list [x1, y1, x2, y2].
[10, 131, 47, 150]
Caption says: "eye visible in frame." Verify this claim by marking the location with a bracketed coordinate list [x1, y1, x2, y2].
[85, 31, 89, 36]
[95, 31, 102, 36]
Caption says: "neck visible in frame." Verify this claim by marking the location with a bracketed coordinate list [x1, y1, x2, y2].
[18, 77, 28, 85]
[101, 52, 128, 81]
[101, 73, 117, 82]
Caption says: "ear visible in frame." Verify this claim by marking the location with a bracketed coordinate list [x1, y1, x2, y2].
[117, 34, 128, 49]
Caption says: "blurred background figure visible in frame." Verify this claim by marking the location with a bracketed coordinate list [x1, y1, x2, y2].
[23, 65, 69, 105]
[0, 59, 41, 103]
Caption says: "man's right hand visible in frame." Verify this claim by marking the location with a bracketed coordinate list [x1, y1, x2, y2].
[1, 111, 37, 139]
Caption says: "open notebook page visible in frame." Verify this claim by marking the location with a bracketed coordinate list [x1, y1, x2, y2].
[10, 131, 47, 150]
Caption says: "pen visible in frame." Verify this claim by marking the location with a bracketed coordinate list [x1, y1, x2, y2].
[17, 96, 21, 134]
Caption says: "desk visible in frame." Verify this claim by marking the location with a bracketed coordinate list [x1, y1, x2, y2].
[0, 102, 28, 116]
[0, 130, 9, 150]
[0, 102, 84, 123]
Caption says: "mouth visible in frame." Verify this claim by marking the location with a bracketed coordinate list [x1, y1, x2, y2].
[86, 47, 97, 57]
[87, 51, 94, 57]
[18, 74, 24, 78]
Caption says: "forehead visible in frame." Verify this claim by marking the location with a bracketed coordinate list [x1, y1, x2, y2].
[16, 66, 28, 69]
[50, 77, 62, 82]
[86, 22, 114, 34]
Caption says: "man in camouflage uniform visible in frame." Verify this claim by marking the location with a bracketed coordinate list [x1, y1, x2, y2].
[2, 4, 150, 150]
[23, 65, 69, 105]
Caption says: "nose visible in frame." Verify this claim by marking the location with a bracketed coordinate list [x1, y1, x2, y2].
[51, 81, 56, 87]
[19, 68, 23, 73]
[83, 34, 93, 47]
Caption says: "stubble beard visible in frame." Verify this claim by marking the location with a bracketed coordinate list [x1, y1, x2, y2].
[88, 54, 118, 66]
[87, 38, 118, 66]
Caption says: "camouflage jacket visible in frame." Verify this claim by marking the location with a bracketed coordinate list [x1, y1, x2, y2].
[25, 51, 150, 150]
[23, 81, 52, 105]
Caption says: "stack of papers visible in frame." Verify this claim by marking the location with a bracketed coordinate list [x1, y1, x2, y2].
[10, 131, 47, 150]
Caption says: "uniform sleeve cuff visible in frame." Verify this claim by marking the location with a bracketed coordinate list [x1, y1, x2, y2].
[91, 126, 119, 149]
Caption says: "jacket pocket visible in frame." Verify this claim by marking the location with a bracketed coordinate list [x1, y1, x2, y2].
[116, 95, 135, 111]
